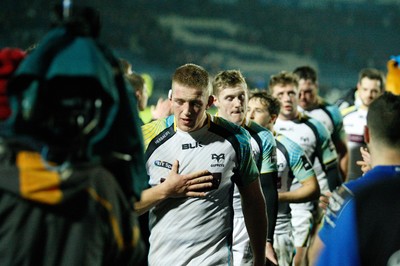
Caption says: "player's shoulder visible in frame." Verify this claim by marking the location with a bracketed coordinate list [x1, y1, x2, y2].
[321, 100, 342, 118]
[245, 119, 274, 140]
[276, 134, 306, 161]
[211, 115, 250, 139]
[303, 114, 330, 135]
[345, 166, 400, 194]
[142, 116, 173, 135]
[341, 105, 357, 117]
[141, 115, 174, 148]
[276, 133, 295, 147]
[276, 133, 301, 150]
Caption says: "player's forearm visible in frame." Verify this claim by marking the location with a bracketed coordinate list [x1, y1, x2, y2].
[334, 138, 348, 181]
[242, 200, 267, 265]
[340, 153, 349, 181]
[240, 180, 267, 266]
[325, 162, 341, 191]
[134, 184, 169, 215]
[279, 185, 319, 203]
[260, 172, 278, 243]
[279, 177, 320, 203]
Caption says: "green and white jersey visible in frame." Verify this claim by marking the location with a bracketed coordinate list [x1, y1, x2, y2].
[231, 119, 277, 266]
[275, 134, 315, 234]
[275, 114, 337, 191]
[298, 101, 345, 144]
[232, 119, 277, 218]
[142, 114, 258, 266]
[245, 119, 277, 174]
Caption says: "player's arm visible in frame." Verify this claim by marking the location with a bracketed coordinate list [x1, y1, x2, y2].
[259, 172, 278, 242]
[330, 106, 348, 181]
[258, 132, 279, 248]
[340, 151, 349, 182]
[310, 117, 342, 191]
[134, 160, 213, 215]
[279, 175, 320, 203]
[320, 127, 342, 191]
[325, 159, 341, 192]
[334, 136, 348, 180]
[238, 178, 267, 266]
[259, 171, 279, 265]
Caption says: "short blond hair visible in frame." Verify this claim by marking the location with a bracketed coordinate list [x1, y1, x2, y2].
[268, 71, 299, 93]
[212, 69, 247, 96]
[172, 63, 212, 96]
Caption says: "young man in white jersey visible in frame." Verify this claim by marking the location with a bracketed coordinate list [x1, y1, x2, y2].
[212, 70, 278, 266]
[341, 68, 385, 181]
[269, 71, 338, 266]
[247, 90, 320, 266]
[294, 66, 347, 184]
[137, 64, 268, 266]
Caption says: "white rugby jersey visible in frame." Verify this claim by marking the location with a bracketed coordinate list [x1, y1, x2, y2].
[231, 119, 277, 266]
[298, 101, 344, 143]
[274, 114, 336, 183]
[274, 134, 315, 234]
[232, 119, 277, 218]
[275, 114, 337, 210]
[142, 114, 258, 266]
[342, 106, 368, 181]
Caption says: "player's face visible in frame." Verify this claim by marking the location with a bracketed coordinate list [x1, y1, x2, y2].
[357, 77, 382, 108]
[214, 86, 247, 125]
[271, 84, 298, 120]
[298, 78, 318, 110]
[171, 82, 210, 132]
[247, 98, 271, 128]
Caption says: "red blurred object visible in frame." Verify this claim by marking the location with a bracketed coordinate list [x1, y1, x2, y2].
[0, 48, 26, 120]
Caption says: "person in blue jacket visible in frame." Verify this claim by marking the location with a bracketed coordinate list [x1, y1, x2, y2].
[316, 92, 400, 265]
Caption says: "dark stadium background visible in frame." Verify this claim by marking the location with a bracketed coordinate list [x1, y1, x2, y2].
[1, 0, 399, 103]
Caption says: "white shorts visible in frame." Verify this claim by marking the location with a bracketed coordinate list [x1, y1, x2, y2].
[273, 229, 295, 266]
[290, 209, 314, 247]
[232, 216, 253, 266]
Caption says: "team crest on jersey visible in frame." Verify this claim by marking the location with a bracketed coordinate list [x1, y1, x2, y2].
[277, 162, 285, 171]
[154, 160, 172, 170]
[211, 153, 225, 167]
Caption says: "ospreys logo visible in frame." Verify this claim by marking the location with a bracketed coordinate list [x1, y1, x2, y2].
[277, 162, 285, 171]
[211, 153, 225, 167]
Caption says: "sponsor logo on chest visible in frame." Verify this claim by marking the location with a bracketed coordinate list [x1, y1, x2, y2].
[182, 142, 203, 150]
[154, 160, 173, 170]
